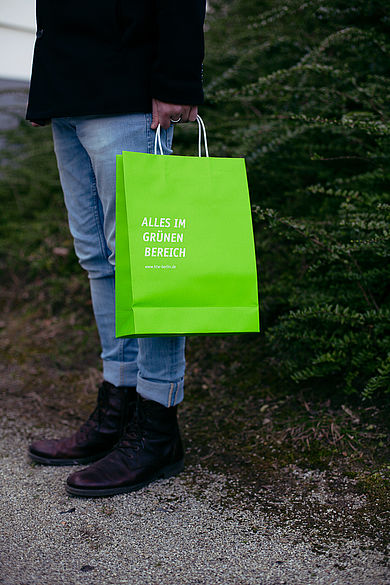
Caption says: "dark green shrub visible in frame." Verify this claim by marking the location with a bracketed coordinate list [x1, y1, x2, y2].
[204, 0, 390, 397]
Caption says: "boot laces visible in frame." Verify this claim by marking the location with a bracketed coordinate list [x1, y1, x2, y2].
[116, 402, 146, 456]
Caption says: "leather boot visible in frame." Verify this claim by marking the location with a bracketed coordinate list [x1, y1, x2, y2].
[29, 381, 137, 466]
[66, 395, 184, 496]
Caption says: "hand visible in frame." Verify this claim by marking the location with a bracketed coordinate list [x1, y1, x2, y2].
[151, 98, 198, 130]
[31, 122, 41, 127]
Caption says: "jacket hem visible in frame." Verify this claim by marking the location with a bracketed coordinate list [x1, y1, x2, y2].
[26, 102, 153, 123]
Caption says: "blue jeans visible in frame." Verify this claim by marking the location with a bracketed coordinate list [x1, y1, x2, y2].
[51, 113, 185, 407]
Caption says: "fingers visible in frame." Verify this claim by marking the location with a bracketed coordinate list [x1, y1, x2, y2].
[188, 106, 198, 122]
[150, 99, 199, 129]
[160, 107, 175, 130]
[179, 107, 190, 124]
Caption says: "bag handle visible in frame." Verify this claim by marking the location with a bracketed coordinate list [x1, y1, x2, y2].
[154, 114, 209, 157]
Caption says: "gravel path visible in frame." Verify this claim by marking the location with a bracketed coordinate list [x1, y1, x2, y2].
[0, 419, 388, 585]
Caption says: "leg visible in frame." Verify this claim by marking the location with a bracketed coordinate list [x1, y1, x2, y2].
[74, 113, 186, 405]
[61, 114, 186, 495]
[52, 116, 139, 387]
[29, 117, 140, 464]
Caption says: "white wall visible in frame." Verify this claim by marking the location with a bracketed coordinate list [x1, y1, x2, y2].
[0, 0, 36, 80]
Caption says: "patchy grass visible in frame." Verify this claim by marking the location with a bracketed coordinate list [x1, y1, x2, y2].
[1, 286, 389, 497]
[183, 334, 390, 473]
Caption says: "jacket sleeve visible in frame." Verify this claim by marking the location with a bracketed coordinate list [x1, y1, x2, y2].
[151, 0, 206, 105]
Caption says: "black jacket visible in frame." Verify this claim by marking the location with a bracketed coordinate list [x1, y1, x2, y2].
[26, 0, 206, 122]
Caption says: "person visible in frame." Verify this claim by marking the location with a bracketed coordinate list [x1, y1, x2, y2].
[26, 0, 206, 497]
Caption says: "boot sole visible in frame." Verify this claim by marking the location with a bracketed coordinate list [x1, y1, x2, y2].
[65, 458, 185, 497]
[28, 450, 112, 467]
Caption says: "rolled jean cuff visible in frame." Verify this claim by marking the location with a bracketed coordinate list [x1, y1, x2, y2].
[136, 373, 184, 407]
[103, 359, 138, 388]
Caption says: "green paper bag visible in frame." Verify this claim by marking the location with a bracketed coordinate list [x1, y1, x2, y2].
[115, 117, 259, 337]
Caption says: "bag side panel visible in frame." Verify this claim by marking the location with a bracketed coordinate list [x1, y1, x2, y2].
[115, 154, 135, 337]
